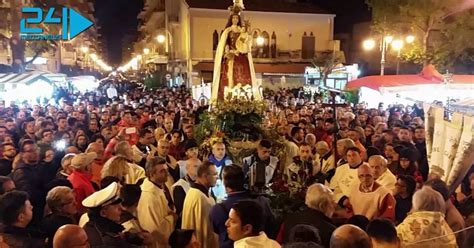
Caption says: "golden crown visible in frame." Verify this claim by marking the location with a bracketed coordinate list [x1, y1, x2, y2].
[228, 0, 245, 15]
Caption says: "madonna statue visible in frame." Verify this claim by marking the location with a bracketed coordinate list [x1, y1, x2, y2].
[211, 1, 261, 102]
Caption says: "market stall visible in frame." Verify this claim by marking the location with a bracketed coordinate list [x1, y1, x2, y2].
[346, 65, 474, 108]
[0, 72, 67, 104]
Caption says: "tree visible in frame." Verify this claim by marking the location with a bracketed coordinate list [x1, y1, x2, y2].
[366, 0, 474, 71]
[311, 50, 345, 88]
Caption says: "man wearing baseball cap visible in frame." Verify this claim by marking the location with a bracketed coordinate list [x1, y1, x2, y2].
[67, 152, 97, 213]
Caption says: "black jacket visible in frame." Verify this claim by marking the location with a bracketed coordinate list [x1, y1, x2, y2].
[1, 225, 46, 248]
[41, 213, 75, 248]
[281, 208, 336, 248]
[10, 162, 45, 226]
[0, 158, 13, 176]
[83, 214, 134, 248]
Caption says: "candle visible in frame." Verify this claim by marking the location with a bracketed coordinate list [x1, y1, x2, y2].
[224, 86, 228, 99]
[250, 163, 254, 188]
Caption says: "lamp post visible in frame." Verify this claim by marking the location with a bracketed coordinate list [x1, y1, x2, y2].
[380, 36, 393, 75]
[363, 35, 414, 75]
[80, 46, 89, 69]
[391, 39, 404, 75]
[143, 48, 150, 70]
[89, 53, 98, 72]
[156, 30, 173, 58]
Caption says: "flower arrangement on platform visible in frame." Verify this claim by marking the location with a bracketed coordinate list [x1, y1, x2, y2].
[193, 99, 287, 165]
[213, 98, 266, 116]
[268, 177, 307, 221]
[194, 99, 266, 144]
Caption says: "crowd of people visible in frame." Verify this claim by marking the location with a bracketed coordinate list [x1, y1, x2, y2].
[0, 84, 472, 248]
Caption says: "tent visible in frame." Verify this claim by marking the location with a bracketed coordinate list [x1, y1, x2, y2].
[0, 72, 67, 86]
[345, 65, 474, 108]
[68, 75, 99, 93]
[0, 72, 66, 103]
[451, 98, 474, 115]
[346, 65, 474, 91]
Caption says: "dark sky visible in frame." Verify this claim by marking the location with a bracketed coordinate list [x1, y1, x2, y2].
[94, 0, 369, 66]
[312, 0, 371, 33]
[94, 0, 143, 66]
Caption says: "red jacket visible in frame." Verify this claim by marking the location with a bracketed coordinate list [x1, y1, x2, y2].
[68, 171, 95, 213]
[117, 121, 139, 145]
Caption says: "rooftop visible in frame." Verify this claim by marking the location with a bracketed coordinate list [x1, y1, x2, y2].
[185, 0, 332, 14]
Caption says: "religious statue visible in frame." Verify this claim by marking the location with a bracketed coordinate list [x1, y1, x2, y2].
[211, 0, 262, 102]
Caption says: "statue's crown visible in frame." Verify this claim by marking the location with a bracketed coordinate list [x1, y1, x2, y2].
[228, 0, 245, 15]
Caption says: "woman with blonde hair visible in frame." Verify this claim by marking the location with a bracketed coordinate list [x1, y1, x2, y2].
[101, 156, 129, 184]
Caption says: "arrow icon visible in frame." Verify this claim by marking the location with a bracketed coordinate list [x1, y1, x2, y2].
[69, 8, 93, 39]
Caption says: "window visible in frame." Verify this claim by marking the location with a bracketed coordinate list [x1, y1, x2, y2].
[212, 30, 218, 51]
[302, 32, 315, 59]
[262, 31, 269, 58]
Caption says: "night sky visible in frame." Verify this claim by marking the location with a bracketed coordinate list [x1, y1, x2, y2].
[94, 0, 143, 66]
[94, 0, 370, 66]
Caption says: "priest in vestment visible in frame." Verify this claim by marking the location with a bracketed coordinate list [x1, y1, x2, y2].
[348, 164, 395, 220]
[329, 147, 364, 206]
[369, 155, 397, 193]
[137, 158, 176, 248]
[182, 161, 219, 247]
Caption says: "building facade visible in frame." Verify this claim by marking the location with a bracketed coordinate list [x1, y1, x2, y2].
[134, 0, 340, 86]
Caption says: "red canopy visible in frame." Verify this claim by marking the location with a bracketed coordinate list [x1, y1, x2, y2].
[346, 65, 474, 91]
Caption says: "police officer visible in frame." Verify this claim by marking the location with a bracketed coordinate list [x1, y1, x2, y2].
[82, 182, 143, 247]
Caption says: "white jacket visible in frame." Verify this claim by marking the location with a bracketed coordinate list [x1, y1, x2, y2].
[329, 163, 359, 203]
[125, 162, 145, 185]
[234, 232, 281, 248]
[376, 169, 397, 194]
[137, 178, 175, 248]
[182, 187, 218, 248]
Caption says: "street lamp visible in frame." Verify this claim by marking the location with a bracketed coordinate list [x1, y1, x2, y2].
[363, 35, 413, 76]
[391, 39, 404, 75]
[143, 48, 150, 55]
[90, 53, 98, 61]
[156, 34, 166, 44]
[363, 35, 392, 75]
[256, 36, 265, 46]
[362, 39, 376, 50]
[155, 30, 173, 58]
[384, 36, 393, 44]
[80, 46, 89, 54]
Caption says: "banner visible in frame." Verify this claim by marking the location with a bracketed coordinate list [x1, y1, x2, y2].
[441, 113, 463, 181]
[429, 107, 447, 177]
[423, 104, 435, 164]
[446, 115, 474, 192]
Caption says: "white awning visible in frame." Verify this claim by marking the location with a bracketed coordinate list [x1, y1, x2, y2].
[0, 73, 55, 85]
